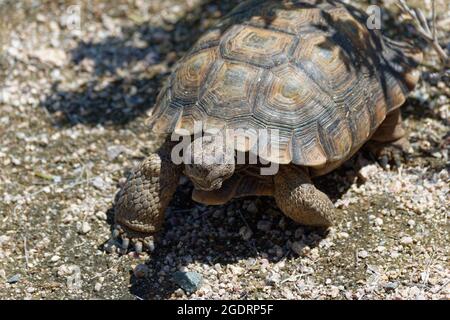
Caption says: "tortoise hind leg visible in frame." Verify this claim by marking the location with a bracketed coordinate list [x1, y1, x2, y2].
[113, 140, 181, 253]
[274, 166, 334, 227]
[366, 109, 411, 167]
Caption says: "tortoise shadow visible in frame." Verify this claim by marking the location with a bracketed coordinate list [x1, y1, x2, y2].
[40, 0, 242, 127]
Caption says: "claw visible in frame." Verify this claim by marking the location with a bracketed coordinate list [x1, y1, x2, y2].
[134, 241, 143, 254]
[112, 228, 120, 239]
[121, 237, 130, 250]
[110, 222, 156, 254]
[104, 239, 117, 254]
[379, 155, 389, 169]
[144, 238, 155, 252]
[393, 153, 402, 168]
[114, 224, 123, 232]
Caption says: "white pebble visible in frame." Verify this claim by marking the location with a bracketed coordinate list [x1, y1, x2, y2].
[266, 272, 281, 285]
[95, 211, 107, 220]
[94, 282, 102, 292]
[329, 286, 339, 298]
[337, 232, 349, 239]
[400, 236, 413, 245]
[358, 250, 369, 259]
[407, 219, 416, 227]
[228, 265, 244, 275]
[77, 221, 91, 234]
[91, 177, 106, 190]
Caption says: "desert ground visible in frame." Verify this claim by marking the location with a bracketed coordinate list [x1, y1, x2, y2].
[0, 0, 448, 299]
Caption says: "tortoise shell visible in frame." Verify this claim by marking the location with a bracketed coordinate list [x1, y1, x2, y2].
[147, 0, 421, 174]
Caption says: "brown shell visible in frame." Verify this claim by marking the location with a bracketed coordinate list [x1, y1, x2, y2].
[148, 0, 421, 172]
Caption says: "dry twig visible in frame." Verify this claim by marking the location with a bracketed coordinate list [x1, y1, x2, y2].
[397, 0, 448, 66]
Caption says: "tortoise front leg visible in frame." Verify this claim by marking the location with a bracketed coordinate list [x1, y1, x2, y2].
[113, 140, 180, 253]
[274, 166, 334, 227]
[366, 108, 411, 167]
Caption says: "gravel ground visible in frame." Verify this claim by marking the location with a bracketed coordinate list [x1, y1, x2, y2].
[0, 0, 448, 300]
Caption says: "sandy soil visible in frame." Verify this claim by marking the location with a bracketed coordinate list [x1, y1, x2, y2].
[0, 0, 448, 299]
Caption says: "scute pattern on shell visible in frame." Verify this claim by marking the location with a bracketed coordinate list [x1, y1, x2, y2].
[147, 0, 419, 169]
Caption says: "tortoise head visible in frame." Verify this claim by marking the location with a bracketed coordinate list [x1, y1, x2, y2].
[184, 134, 235, 191]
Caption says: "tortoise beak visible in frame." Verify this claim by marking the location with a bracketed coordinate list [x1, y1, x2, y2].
[192, 179, 222, 191]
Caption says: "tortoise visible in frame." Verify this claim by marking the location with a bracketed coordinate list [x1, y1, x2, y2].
[112, 0, 422, 253]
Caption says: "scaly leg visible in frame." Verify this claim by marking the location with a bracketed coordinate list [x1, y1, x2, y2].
[366, 108, 411, 167]
[274, 166, 334, 227]
[113, 140, 180, 253]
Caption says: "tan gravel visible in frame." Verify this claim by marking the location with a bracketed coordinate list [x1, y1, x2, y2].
[0, 0, 448, 300]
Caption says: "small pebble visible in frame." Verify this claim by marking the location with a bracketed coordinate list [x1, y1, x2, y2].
[294, 228, 304, 238]
[7, 274, 21, 284]
[384, 282, 398, 291]
[246, 202, 258, 214]
[92, 177, 106, 190]
[95, 211, 107, 220]
[358, 250, 369, 259]
[329, 286, 339, 298]
[273, 245, 284, 258]
[239, 226, 253, 241]
[337, 232, 349, 239]
[266, 272, 281, 285]
[256, 220, 271, 232]
[103, 240, 117, 254]
[106, 145, 127, 160]
[290, 241, 307, 256]
[400, 236, 413, 245]
[94, 282, 102, 292]
[133, 264, 149, 278]
[228, 265, 244, 275]
[173, 271, 203, 294]
[374, 217, 383, 226]
[77, 221, 91, 235]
